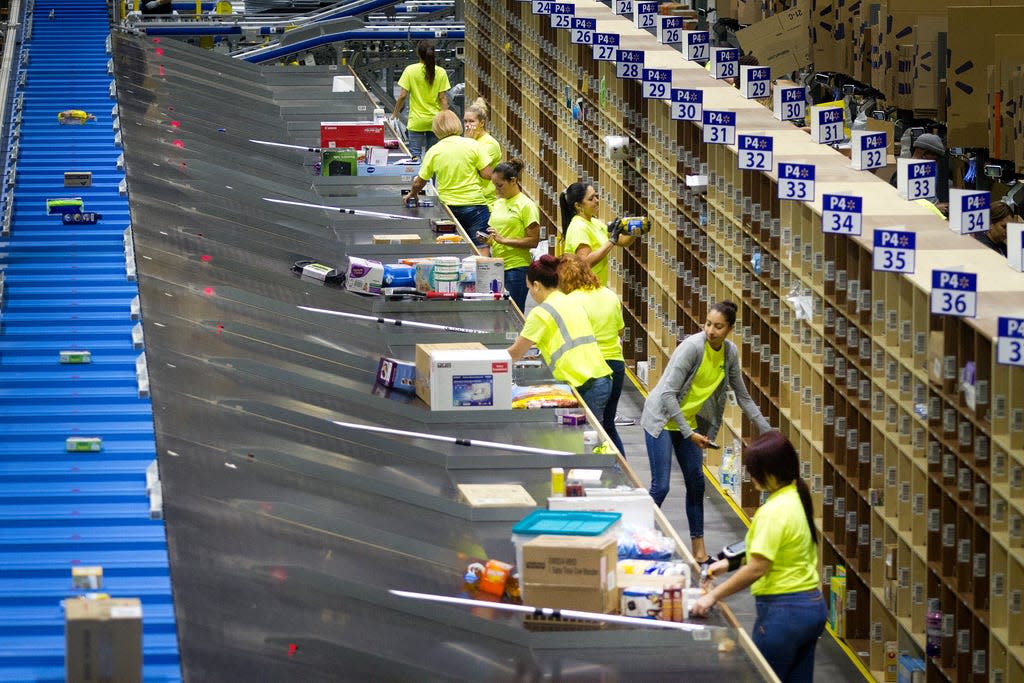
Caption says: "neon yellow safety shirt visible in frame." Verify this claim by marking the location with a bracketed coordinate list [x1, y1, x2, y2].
[397, 63, 451, 133]
[476, 133, 502, 208]
[520, 290, 612, 388]
[746, 482, 820, 595]
[489, 191, 539, 270]
[665, 341, 724, 431]
[564, 215, 610, 285]
[418, 136, 488, 207]
[567, 287, 624, 361]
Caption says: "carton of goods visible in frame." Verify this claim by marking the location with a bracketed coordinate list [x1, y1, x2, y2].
[470, 257, 504, 295]
[345, 257, 384, 295]
[414, 343, 511, 411]
[511, 509, 622, 578]
[372, 234, 422, 245]
[548, 487, 655, 530]
[376, 356, 416, 393]
[521, 534, 619, 613]
[65, 597, 142, 683]
[320, 121, 384, 149]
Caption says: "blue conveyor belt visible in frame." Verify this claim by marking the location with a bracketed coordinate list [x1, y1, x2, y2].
[0, 1, 181, 681]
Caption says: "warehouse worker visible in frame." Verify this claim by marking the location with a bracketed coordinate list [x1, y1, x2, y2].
[557, 255, 626, 455]
[975, 200, 1013, 256]
[506, 255, 613, 421]
[890, 132, 949, 214]
[640, 300, 772, 564]
[558, 182, 626, 286]
[484, 158, 540, 311]
[691, 432, 825, 683]
[392, 40, 451, 159]
[463, 98, 502, 209]
[407, 110, 494, 248]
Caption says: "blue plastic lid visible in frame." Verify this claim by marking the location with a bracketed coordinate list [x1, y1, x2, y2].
[512, 510, 621, 536]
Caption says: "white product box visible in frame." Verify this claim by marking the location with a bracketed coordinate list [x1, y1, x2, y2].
[345, 257, 384, 295]
[548, 487, 655, 529]
[418, 347, 512, 411]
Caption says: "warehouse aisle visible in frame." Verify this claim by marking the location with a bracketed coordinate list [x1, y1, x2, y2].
[614, 384, 866, 681]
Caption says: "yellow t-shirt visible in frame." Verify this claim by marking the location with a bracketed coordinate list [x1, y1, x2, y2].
[746, 482, 820, 596]
[520, 290, 612, 388]
[397, 63, 451, 132]
[564, 215, 610, 285]
[567, 288, 624, 361]
[476, 133, 502, 208]
[665, 341, 725, 431]
[489, 191, 539, 270]
[419, 136, 488, 207]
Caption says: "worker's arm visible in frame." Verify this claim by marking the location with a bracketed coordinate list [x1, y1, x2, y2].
[392, 88, 409, 118]
[408, 175, 428, 200]
[689, 553, 772, 617]
[439, 91, 449, 111]
[478, 165, 493, 181]
[506, 335, 535, 362]
[574, 241, 614, 269]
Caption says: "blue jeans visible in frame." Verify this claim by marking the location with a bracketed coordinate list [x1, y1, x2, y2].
[406, 130, 438, 160]
[645, 428, 704, 538]
[449, 204, 491, 246]
[754, 590, 827, 682]
[577, 375, 612, 430]
[602, 360, 626, 455]
[505, 267, 529, 312]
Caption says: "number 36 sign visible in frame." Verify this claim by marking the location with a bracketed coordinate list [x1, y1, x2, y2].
[930, 270, 977, 318]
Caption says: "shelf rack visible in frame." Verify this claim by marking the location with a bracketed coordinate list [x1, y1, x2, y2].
[465, 1, 1024, 680]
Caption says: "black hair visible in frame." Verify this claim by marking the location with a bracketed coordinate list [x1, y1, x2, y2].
[558, 181, 591, 237]
[527, 254, 561, 289]
[493, 158, 524, 183]
[417, 40, 436, 86]
[743, 432, 817, 545]
[709, 300, 738, 327]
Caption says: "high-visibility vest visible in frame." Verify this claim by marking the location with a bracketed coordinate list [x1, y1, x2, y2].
[530, 291, 611, 387]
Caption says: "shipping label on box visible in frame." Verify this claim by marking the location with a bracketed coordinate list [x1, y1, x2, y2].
[65, 597, 142, 683]
[320, 121, 385, 149]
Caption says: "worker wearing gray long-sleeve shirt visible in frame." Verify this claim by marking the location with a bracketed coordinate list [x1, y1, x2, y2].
[641, 300, 773, 565]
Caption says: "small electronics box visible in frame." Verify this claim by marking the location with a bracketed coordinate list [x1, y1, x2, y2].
[320, 121, 385, 149]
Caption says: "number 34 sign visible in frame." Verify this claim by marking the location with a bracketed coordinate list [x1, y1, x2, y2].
[930, 270, 977, 318]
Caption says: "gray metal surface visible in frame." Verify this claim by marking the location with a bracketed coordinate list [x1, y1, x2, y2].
[113, 34, 769, 682]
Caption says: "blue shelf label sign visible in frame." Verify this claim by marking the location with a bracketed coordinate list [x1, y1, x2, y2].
[642, 68, 672, 99]
[711, 47, 739, 80]
[822, 194, 863, 235]
[949, 190, 990, 235]
[778, 163, 815, 201]
[634, 1, 658, 29]
[738, 135, 773, 171]
[774, 86, 805, 121]
[996, 317, 1024, 366]
[658, 16, 684, 44]
[702, 110, 736, 145]
[930, 270, 977, 318]
[897, 159, 937, 201]
[550, 3, 574, 28]
[852, 131, 887, 170]
[614, 0, 633, 15]
[592, 33, 619, 61]
[872, 230, 916, 273]
[571, 17, 596, 44]
[671, 88, 702, 121]
[811, 105, 844, 144]
[741, 66, 771, 99]
[615, 49, 645, 79]
[681, 31, 709, 62]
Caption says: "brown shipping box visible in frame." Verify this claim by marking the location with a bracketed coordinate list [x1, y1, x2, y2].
[523, 583, 619, 614]
[736, 0, 812, 76]
[414, 342, 487, 406]
[522, 535, 619, 613]
[65, 597, 142, 683]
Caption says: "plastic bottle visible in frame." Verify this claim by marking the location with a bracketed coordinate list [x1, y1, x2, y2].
[478, 560, 513, 597]
[550, 467, 566, 497]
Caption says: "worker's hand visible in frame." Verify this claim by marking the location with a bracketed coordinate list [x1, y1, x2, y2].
[690, 593, 716, 618]
[485, 227, 500, 245]
[607, 217, 623, 245]
[689, 432, 711, 449]
[700, 559, 728, 588]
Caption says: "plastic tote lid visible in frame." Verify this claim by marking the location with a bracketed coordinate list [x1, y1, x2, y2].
[512, 510, 621, 536]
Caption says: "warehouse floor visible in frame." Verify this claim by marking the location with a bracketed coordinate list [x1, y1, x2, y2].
[614, 384, 866, 682]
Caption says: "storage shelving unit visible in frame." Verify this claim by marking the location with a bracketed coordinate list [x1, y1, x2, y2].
[465, 1, 1024, 680]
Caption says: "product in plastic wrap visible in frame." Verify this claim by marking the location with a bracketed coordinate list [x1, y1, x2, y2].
[511, 383, 579, 409]
[617, 527, 675, 561]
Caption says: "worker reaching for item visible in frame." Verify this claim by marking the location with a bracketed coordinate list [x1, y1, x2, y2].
[484, 158, 540, 312]
[463, 98, 502, 209]
[690, 432, 825, 683]
[506, 255, 613, 423]
[392, 40, 450, 159]
[558, 182, 631, 286]
[640, 300, 773, 564]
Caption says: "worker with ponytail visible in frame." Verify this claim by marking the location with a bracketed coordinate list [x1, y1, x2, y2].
[558, 182, 625, 286]
[393, 40, 451, 159]
[690, 432, 825, 683]
[485, 158, 540, 310]
[463, 98, 502, 209]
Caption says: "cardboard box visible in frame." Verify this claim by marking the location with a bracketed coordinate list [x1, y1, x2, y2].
[829, 567, 846, 638]
[415, 343, 512, 411]
[372, 234, 422, 245]
[521, 534, 618, 588]
[357, 163, 418, 177]
[345, 257, 384, 295]
[376, 356, 416, 393]
[736, 1, 812, 76]
[71, 566, 103, 590]
[65, 597, 142, 683]
[473, 257, 504, 294]
[320, 121, 384, 149]
[522, 583, 618, 613]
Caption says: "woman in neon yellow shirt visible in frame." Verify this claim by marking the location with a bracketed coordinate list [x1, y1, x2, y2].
[463, 98, 502, 209]
[407, 111, 494, 248]
[484, 158, 540, 311]
[506, 255, 612, 419]
[557, 255, 626, 455]
[392, 40, 450, 159]
[691, 432, 825, 683]
[558, 182, 625, 286]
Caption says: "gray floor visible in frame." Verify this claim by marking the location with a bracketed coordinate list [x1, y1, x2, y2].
[614, 385, 866, 682]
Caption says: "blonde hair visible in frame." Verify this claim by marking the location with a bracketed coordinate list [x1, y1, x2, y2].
[432, 110, 462, 139]
[466, 97, 489, 125]
[557, 254, 600, 293]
